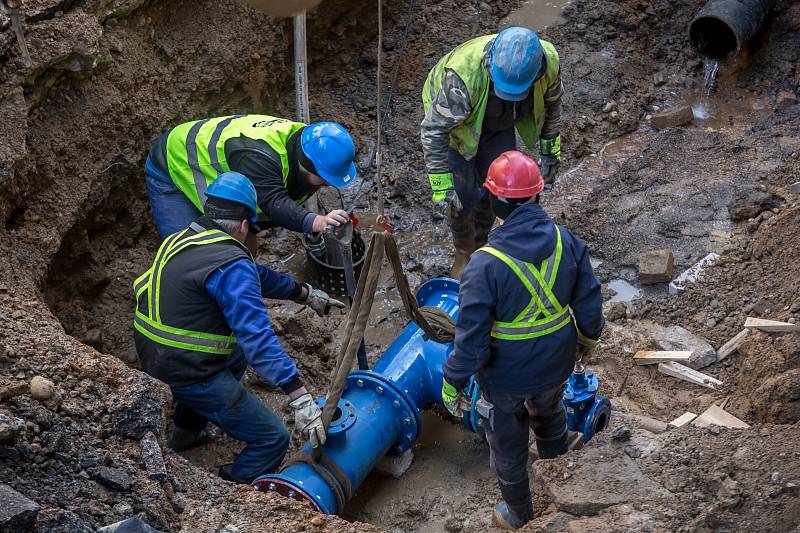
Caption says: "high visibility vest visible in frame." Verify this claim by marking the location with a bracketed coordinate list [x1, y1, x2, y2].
[476, 226, 572, 340]
[133, 222, 251, 355]
[422, 35, 560, 160]
[164, 115, 307, 216]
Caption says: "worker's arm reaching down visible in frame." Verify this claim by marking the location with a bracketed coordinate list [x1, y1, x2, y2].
[568, 234, 605, 357]
[538, 67, 563, 183]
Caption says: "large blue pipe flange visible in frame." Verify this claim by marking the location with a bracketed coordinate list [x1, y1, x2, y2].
[581, 395, 611, 442]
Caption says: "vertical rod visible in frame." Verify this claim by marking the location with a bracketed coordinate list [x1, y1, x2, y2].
[294, 13, 319, 215]
[375, 0, 384, 217]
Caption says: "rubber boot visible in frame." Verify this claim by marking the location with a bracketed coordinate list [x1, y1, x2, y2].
[492, 479, 534, 530]
[168, 426, 209, 452]
[451, 237, 475, 280]
[218, 463, 251, 485]
[535, 432, 569, 460]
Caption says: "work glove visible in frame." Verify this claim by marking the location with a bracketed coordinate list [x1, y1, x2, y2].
[441, 378, 469, 418]
[539, 134, 561, 184]
[289, 393, 327, 448]
[428, 172, 462, 220]
[295, 283, 346, 317]
[576, 329, 600, 363]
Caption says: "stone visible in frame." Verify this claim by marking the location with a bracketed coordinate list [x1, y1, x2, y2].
[717, 476, 741, 508]
[653, 325, 717, 369]
[605, 301, 627, 322]
[534, 447, 674, 516]
[140, 432, 167, 481]
[728, 191, 778, 221]
[638, 250, 674, 284]
[96, 517, 162, 533]
[0, 483, 40, 531]
[0, 413, 25, 441]
[30, 376, 55, 400]
[776, 90, 797, 110]
[110, 376, 169, 440]
[0, 377, 27, 400]
[650, 105, 693, 128]
[374, 449, 414, 479]
[789, 181, 800, 194]
[93, 466, 134, 491]
[34, 509, 92, 533]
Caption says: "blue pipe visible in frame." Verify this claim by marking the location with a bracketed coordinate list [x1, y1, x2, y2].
[254, 277, 610, 514]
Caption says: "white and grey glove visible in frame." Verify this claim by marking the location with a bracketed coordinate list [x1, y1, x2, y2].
[289, 393, 326, 448]
[295, 283, 346, 317]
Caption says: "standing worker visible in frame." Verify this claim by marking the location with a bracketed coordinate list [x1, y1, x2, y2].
[440, 152, 603, 529]
[145, 114, 358, 241]
[133, 171, 345, 484]
[421, 27, 563, 278]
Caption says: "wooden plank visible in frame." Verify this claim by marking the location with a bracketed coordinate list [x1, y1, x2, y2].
[657, 361, 722, 389]
[744, 317, 798, 333]
[691, 405, 750, 429]
[634, 350, 693, 365]
[717, 329, 749, 361]
[669, 412, 698, 428]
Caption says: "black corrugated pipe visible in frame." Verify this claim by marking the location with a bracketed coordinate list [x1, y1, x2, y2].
[689, 0, 777, 60]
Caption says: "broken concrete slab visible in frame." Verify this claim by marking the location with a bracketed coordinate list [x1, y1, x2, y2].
[0, 483, 40, 531]
[638, 250, 674, 284]
[634, 350, 693, 365]
[717, 329, 749, 361]
[669, 253, 720, 295]
[650, 105, 693, 128]
[653, 325, 717, 369]
[534, 446, 674, 516]
[669, 412, 698, 428]
[658, 361, 722, 389]
[692, 405, 750, 429]
[744, 317, 799, 333]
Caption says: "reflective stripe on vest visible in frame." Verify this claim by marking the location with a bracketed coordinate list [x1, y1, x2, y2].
[132, 224, 243, 355]
[422, 36, 560, 160]
[165, 115, 306, 215]
[476, 226, 572, 340]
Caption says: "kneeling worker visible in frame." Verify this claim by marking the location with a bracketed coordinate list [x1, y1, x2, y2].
[133, 171, 344, 484]
[440, 152, 604, 529]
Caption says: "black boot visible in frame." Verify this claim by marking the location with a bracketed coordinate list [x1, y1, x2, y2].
[168, 426, 209, 452]
[492, 479, 533, 530]
[535, 431, 568, 460]
[218, 463, 251, 485]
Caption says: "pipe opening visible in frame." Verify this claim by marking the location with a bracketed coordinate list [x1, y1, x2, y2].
[689, 16, 739, 60]
[594, 412, 609, 434]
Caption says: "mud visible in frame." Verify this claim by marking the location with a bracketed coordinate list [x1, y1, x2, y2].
[1, 0, 800, 530]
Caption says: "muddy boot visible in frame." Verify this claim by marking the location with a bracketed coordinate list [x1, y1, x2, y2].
[535, 432, 569, 460]
[218, 464, 251, 485]
[168, 426, 209, 452]
[492, 480, 534, 530]
[450, 237, 476, 280]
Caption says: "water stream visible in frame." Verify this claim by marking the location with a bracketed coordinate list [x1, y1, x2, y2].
[692, 57, 720, 120]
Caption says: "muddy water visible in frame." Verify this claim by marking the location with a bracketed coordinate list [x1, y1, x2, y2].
[501, 0, 570, 31]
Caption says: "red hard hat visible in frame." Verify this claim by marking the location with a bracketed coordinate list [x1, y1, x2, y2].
[484, 151, 544, 198]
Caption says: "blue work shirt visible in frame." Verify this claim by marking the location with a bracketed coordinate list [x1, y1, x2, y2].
[444, 201, 605, 396]
[205, 259, 303, 393]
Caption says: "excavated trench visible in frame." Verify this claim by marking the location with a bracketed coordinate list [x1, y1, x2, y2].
[2, 0, 800, 530]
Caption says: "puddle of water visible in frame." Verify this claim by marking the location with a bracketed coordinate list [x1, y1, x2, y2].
[502, 0, 570, 32]
[590, 257, 603, 268]
[607, 279, 641, 303]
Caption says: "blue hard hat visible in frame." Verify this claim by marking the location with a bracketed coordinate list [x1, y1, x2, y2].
[205, 172, 259, 225]
[300, 122, 357, 189]
[489, 27, 543, 101]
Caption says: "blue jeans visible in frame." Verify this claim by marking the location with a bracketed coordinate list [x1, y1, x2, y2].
[144, 155, 203, 238]
[171, 349, 290, 482]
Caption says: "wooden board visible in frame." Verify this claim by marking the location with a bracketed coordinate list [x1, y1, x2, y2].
[669, 412, 698, 428]
[634, 350, 693, 365]
[717, 329, 749, 361]
[657, 361, 722, 389]
[691, 405, 750, 429]
[744, 317, 798, 333]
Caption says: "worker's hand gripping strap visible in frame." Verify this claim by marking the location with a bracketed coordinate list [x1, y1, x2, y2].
[539, 134, 561, 161]
[428, 172, 454, 203]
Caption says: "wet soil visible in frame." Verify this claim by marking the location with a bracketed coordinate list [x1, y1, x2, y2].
[1, 0, 799, 530]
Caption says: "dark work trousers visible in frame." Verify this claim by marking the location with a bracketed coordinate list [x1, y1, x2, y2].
[481, 384, 567, 486]
[448, 126, 516, 249]
[171, 347, 290, 482]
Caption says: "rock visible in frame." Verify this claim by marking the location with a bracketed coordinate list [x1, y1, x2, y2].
[0, 377, 27, 400]
[93, 466, 134, 491]
[789, 181, 800, 194]
[34, 509, 92, 533]
[30, 376, 55, 400]
[776, 90, 797, 110]
[639, 250, 674, 284]
[0, 483, 40, 531]
[653, 325, 717, 369]
[0, 413, 25, 441]
[605, 301, 627, 322]
[110, 376, 169, 440]
[717, 476, 741, 508]
[140, 432, 167, 481]
[728, 191, 778, 221]
[602, 101, 616, 113]
[650, 105, 693, 128]
[96, 517, 163, 533]
[611, 426, 631, 442]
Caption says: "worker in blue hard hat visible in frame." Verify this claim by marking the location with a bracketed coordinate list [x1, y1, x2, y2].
[421, 27, 563, 279]
[144, 115, 357, 241]
[441, 153, 603, 530]
[133, 171, 345, 484]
